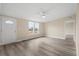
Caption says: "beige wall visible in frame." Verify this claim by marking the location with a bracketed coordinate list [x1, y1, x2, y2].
[76, 4, 79, 56]
[65, 22, 74, 35]
[45, 18, 65, 39]
[45, 17, 75, 39]
[16, 19, 28, 40]
[16, 19, 45, 41]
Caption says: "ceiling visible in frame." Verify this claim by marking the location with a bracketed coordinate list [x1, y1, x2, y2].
[0, 3, 77, 22]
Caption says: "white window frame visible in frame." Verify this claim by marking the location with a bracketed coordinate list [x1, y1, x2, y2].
[28, 21, 39, 33]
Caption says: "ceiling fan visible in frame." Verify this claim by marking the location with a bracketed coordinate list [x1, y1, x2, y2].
[39, 8, 49, 19]
[41, 11, 46, 18]
[38, 7, 53, 19]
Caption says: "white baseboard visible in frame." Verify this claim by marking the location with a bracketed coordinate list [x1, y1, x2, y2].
[46, 35, 65, 40]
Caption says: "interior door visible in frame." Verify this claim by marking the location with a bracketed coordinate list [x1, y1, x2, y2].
[1, 16, 16, 45]
[64, 20, 75, 41]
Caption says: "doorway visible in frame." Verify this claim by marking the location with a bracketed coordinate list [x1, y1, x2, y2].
[1, 16, 16, 45]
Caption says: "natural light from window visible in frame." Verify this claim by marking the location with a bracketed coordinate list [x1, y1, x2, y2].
[28, 21, 39, 33]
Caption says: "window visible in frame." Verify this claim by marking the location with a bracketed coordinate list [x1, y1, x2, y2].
[35, 22, 39, 33]
[28, 21, 39, 33]
[28, 22, 34, 32]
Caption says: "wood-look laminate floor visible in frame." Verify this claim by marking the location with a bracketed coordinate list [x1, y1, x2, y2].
[0, 37, 76, 56]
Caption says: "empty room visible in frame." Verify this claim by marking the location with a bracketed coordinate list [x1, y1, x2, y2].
[0, 3, 79, 56]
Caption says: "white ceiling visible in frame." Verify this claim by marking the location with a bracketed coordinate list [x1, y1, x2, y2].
[0, 3, 77, 22]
